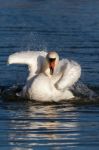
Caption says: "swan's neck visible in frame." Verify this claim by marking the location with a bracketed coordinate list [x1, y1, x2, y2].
[42, 63, 52, 78]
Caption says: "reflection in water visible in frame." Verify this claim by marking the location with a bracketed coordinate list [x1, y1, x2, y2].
[0, 98, 99, 149]
[0, 101, 79, 149]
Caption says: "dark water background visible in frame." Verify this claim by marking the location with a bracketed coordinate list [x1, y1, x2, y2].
[0, 0, 99, 149]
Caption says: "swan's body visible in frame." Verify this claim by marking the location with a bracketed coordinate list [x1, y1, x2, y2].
[8, 51, 81, 102]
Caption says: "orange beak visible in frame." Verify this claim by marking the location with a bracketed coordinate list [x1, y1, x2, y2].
[49, 60, 55, 75]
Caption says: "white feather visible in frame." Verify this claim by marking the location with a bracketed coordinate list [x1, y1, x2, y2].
[8, 51, 81, 101]
[56, 59, 81, 90]
[8, 51, 47, 80]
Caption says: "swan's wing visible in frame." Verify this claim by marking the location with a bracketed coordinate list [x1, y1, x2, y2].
[56, 59, 81, 90]
[8, 51, 47, 79]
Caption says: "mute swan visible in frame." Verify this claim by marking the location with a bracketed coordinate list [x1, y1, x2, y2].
[8, 51, 81, 102]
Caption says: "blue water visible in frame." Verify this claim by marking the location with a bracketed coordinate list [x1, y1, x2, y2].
[0, 0, 99, 149]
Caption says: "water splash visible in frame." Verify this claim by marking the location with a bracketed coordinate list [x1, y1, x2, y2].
[19, 32, 48, 52]
[71, 81, 98, 100]
[0, 81, 99, 104]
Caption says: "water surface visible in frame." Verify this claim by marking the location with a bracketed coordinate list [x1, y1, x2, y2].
[0, 0, 99, 149]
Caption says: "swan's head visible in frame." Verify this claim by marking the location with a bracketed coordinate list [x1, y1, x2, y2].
[45, 51, 59, 76]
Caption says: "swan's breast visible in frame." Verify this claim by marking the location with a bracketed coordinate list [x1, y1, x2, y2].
[27, 74, 53, 101]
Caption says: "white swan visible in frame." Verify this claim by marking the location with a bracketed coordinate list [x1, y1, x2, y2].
[8, 51, 81, 102]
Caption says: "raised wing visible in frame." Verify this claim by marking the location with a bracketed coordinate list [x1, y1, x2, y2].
[8, 51, 47, 80]
[56, 59, 81, 90]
